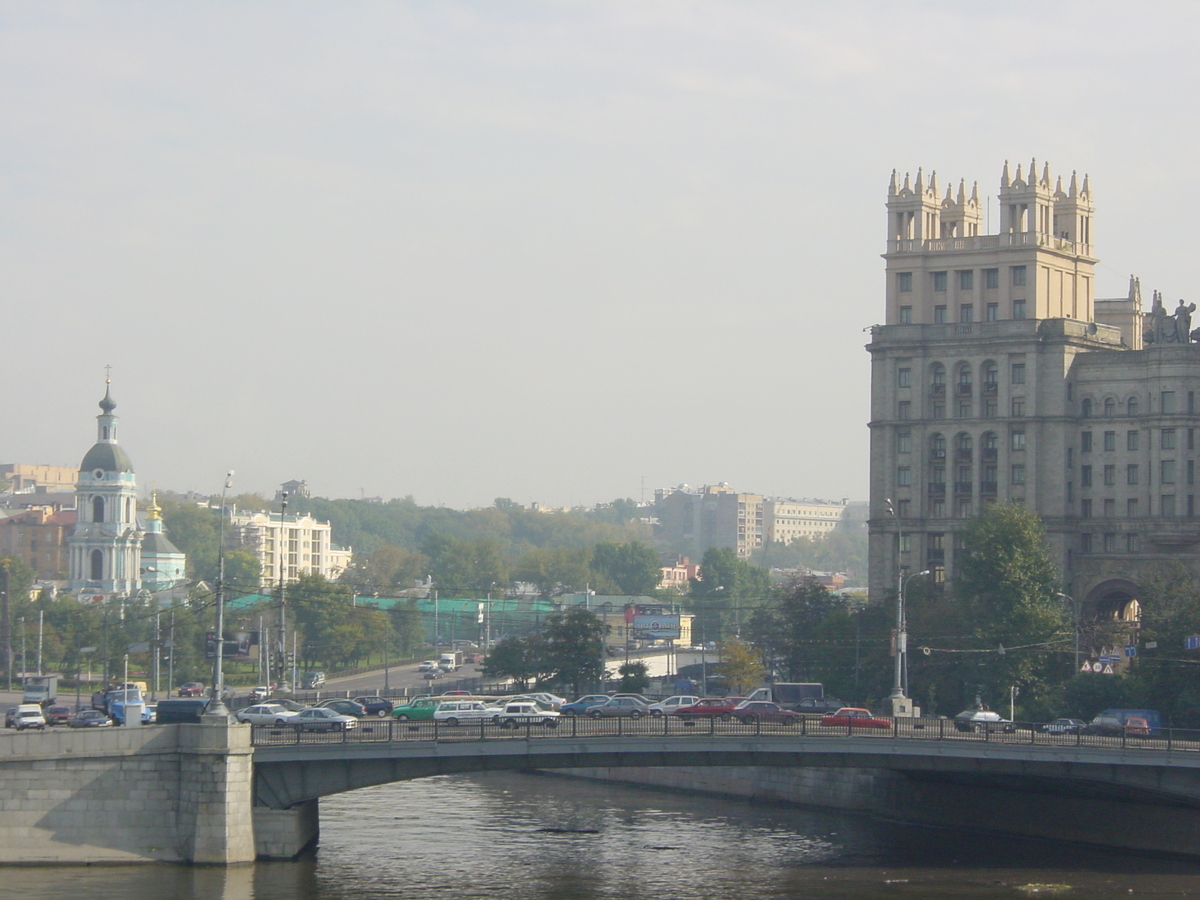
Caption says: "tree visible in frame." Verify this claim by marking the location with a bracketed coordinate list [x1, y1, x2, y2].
[717, 640, 766, 695]
[162, 504, 221, 582]
[689, 548, 774, 643]
[618, 660, 649, 694]
[482, 607, 606, 694]
[421, 534, 508, 596]
[591, 541, 662, 596]
[512, 546, 593, 598]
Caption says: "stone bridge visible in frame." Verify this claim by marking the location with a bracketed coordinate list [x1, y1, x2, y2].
[3, 716, 1200, 864]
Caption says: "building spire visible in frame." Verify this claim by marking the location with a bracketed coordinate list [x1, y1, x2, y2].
[1001, 160, 1011, 188]
[889, 169, 898, 195]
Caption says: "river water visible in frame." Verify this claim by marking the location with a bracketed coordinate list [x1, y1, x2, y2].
[3, 772, 1199, 900]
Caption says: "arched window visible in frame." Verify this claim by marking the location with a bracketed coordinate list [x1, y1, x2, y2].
[982, 362, 998, 389]
[931, 363, 946, 395]
[931, 433, 946, 459]
[125, 498, 132, 522]
[956, 432, 973, 453]
[92, 496, 104, 523]
[1104, 398, 1115, 417]
[1081, 398, 1093, 418]
[90, 549, 104, 581]
[1128, 396, 1139, 416]
[982, 431, 998, 452]
[957, 364, 972, 386]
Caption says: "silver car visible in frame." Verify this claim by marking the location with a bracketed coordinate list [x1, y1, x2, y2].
[236, 703, 301, 726]
[291, 707, 357, 732]
[587, 697, 650, 719]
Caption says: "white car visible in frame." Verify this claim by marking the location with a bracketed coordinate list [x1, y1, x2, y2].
[432, 700, 497, 726]
[506, 692, 566, 710]
[291, 707, 358, 732]
[417, 660, 439, 672]
[12, 707, 47, 730]
[236, 703, 301, 726]
[647, 695, 700, 717]
[495, 702, 560, 728]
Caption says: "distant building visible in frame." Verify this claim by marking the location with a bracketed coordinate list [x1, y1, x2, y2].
[764, 498, 866, 544]
[655, 483, 765, 560]
[140, 492, 187, 591]
[0, 506, 75, 580]
[276, 480, 311, 501]
[230, 510, 352, 588]
[659, 554, 700, 591]
[1, 464, 79, 493]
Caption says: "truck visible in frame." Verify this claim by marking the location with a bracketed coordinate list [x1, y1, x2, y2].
[746, 683, 825, 708]
[22, 674, 59, 707]
[438, 651, 463, 672]
[102, 687, 146, 726]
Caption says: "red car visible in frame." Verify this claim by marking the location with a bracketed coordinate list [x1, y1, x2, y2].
[44, 705, 73, 725]
[675, 698, 748, 721]
[820, 707, 891, 729]
[733, 701, 799, 726]
[178, 682, 205, 697]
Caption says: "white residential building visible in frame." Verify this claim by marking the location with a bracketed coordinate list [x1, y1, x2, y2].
[230, 510, 352, 589]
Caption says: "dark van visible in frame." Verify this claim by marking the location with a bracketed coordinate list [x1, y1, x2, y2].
[155, 699, 208, 724]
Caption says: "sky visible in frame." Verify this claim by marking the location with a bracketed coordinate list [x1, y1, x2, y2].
[4, 2, 1200, 510]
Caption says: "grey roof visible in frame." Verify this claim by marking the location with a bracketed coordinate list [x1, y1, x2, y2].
[143, 531, 181, 555]
[80, 442, 133, 474]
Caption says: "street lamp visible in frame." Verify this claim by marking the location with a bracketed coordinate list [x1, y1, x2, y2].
[889, 568, 930, 713]
[206, 471, 235, 720]
[1057, 591, 1082, 672]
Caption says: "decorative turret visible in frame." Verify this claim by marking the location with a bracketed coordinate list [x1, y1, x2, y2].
[887, 166, 943, 245]
[999, 157, 1055, 237]
[1052, 169, 1094, 251]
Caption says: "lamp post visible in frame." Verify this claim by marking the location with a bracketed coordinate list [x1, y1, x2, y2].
[206, 471, 235, 720]
[277, 491, 288, 681]
[1057, 591, 1082, 672]
[889, 568, 930, 713]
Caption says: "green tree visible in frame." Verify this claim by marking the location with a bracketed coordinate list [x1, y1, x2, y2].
[717, 639, 766, 695]
[689, 548, 774, 643]
[512, 546, 593, 597]
[161, 504, 221, 582]
[421, 534, 508, 596]
[617, 660, 649, 694]
[591, 541, 662, 596]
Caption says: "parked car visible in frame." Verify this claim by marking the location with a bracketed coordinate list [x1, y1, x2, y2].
[316, 699, 367, 718]
[4, 708, 17, 728]
[733, 701, 799, 726]
[953, 708, 1014, 733]
[301, 671, 326, 689]
[1125, 716, 1151, 737]
[392, 697, 443, 721]
[792, 696, 847, 716]
[520, 692, 566, 710]
[821, 707, 891, 729]
[1043, 718, 1086, 734]
[646, 695, 700, 717]
[141, 704, 157, 725]
[587, 697, 651, 719]
[560, 694, 612, 716]
[495, 701, 559, 728]
[292, 707, 357, 732]
[676, 698, 747, 722]
[432, 700, 496, 725]
[236, 703, 301, 726]
[1083, 714, 1126, 736]
[12, 706, 47, 730]
[441, 690, 473, 697]
[67, 709, 112, 728]
[44, 705, 73, 726]
[178, 682, 205, 697]
[353, 696, 395, 717]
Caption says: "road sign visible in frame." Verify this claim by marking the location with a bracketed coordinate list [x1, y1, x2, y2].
[1125, 645, 1137, 658]
[1187, 635, 1200, 650]
[1103, 664, 1115, 674]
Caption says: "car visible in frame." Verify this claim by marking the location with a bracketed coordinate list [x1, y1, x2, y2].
[1082, 714, 1125, 736]
[316, 699, 368, 718]
[1125, 716, 1151, 736]
[587, 697, 651, 719]
[141, 704, 157, 725]
[301, 671, 326, 689]
[432, 700, 496, 725]
[792, 697, 848, 716]
[417, 660, 440, 673]
[441, 690, 472, 696]
[178, 682, 205, 697]
[422, 670, 442, 680]
[353, 696, 396, 717]
[67, 709, 112, 728]
[676, 698, 748, 722]
[1043, 717, 1086, 734]
[236, 703, 302, 726]
[517, 692, 566, 710]
[292, 707, 357, 732]
[249, 686, 272, 702]
[646, 695, 700, 717]
[12, 707, 47, 730]
[463, 653, 482, 664]
[44, 705, 73, 726]
[272, 698, 308, 712]
[560, 694, 612, 716]
[392, 697, 443, 721]
[494, 701, 560, 729]
[733, 701, 799, 726]
[821, 707, 891, 729]
[4, 708, 17, 728]
[952, 708, 1014, 733]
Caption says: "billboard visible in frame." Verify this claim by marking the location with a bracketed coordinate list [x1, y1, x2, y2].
[205, 630, 260, 660]
[631, 614, 680, 640]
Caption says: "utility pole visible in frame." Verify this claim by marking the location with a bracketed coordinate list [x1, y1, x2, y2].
[37, 610, 44, 676]
[277, 491, 288, 679]
[1, 562, 11, 690]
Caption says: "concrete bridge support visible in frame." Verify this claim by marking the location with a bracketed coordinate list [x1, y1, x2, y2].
[0, 720, 256, 864]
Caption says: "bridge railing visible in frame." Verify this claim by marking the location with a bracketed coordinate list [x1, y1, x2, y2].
[248, 713, 1200, 753]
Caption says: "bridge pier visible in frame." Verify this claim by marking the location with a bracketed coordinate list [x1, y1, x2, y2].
[254, 798, 319, 859]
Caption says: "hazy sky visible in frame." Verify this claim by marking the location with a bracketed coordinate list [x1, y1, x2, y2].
[4, 2, 1199, 509]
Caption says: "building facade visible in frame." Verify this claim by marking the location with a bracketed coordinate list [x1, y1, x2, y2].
[140, 492, 187, 591]
[764, 498, 861, 544]
[868, 160, 1190, 632]
[1, 464, 80, 493]
[656, 484, 765, 560]
[0, 506, 75, 580]
[230, 510, 352, 589]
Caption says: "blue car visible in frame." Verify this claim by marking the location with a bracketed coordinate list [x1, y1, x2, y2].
[560, 694, 613, 717]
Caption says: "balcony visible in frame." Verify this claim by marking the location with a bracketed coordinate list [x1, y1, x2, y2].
[982, 448, 998, 461]
[955, 449, 972, 461]
[954, 482, 973, 495]
[979, 481, 998, 495]
[927, 549, 945, 562]
[930, 383, 946, 396]
[930, 448, 946, 460]
[955, 383, 973, 396]
[928, 483, 946, 496]
[982, 381, 999, 396]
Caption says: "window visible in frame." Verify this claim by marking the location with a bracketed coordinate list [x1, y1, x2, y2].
[932, 402, 945, 419]
[1104, 533, 1117, 552]
[958, 270, 974, 290]
[1104, 431, 1116, 451]
[1081, 499, 1092, 518]
[959, 304, 974, 323]
[934, 305, 947, 324]
[1011, 398, 1025, 417]
[1127, 430, 1139, 451]
[1081, 465, 1092, 486]
[1189, 460, 1195, 485]
[1013, 299, 1026, 319]
[982, 398, 997, 417]
[898, 367, 911, 387]
[1104, 398, 1115, 417]
[1080, 533, 1093, 552]
[897, 466, 911, 486]
[1162, 460, 1176, 484]
[1190, 429, 1195, 451]
[1127, 464, 1139, 485]
[983, 362, 998, 387]
[986, 302, 999, 321]
[1011, 464, 1026, 485]
[897, 401, 911, 420]
[933, 271, 947, 291]
[930, 499, 945, 518]
[897, 430, 911, 453]
[898, 272, 913, 292]
[1081, 398, 1092, 418]
[897, 499, 910, 518]
[1162, 495, 1177, 517]
[1128, 396, 1139, 416]
[899, 306, 912, 324]
[1011, 430, 1025, 451]
[1011, 265, 1027, 286]
[985, 268, 999, 289]
[1127, 498, 1139, 517]
[1162, 391, 1177, 414]
[1081, 431, 1092, 452]
[956, 400, 971, 418]
[899, 534, 911, 553]
[1127, 533, 1139, 552]
[1162, 428, 1177, 450]
[1104, 465, 1116, 486]
[1104, 499, 1116, 519]
[1011, 363, 1025, 384]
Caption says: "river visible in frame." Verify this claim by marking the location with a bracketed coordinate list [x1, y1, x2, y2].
[2, 772, 1199, 899]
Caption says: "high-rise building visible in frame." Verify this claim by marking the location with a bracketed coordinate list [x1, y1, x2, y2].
[229, 509, 352, 589]
[868, 160, 1189, 630]
[656, 484, 765, 560]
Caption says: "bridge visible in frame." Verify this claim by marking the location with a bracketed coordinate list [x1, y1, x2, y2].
[3, 715, 1200, 864]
